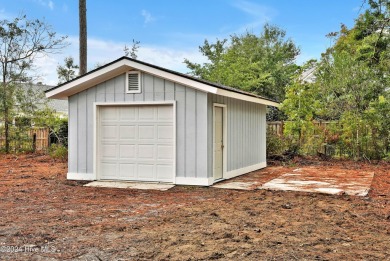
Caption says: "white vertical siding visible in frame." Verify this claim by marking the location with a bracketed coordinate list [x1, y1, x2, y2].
[86, 88, 96, 173]
[175, 84, 186, 177]
[77, 91, 87, 173]
[185, 88, 196, 177]
[68, 95, 78, 174]
[196, 93, 208, 177]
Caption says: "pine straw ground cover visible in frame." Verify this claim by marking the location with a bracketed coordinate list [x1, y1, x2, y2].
[0, 154, 389, 260]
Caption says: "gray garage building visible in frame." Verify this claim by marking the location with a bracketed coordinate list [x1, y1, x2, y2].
[46, 57, 278, 186]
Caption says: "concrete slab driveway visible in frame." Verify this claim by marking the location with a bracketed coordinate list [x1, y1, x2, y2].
[213, 166, 374, 196]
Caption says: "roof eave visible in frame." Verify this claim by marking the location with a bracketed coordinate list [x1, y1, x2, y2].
[46, 59, 130, 99]
[46, 57, 279, 107]
[216, 88, 279, 107]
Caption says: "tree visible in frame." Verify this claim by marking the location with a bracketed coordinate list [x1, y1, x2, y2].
[124, 39, 140, 59]
[184, 24, 300, 102]
[57, 56, 79, 84]
[282, 0, 390, 159]
[316, 0, 389, 122]
[79, 0, 87, 75]
[281, 61, 323, 149]
[0, 15, 67, 153]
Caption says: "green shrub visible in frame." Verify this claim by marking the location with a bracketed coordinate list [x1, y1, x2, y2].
[266, 128, 287, 157]
[49, 144, 68, 161]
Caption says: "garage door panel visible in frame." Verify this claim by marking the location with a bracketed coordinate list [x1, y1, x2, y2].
[157, 106, 173, 121]
[119, 125, 137, 139]
[101, 144, 117, 158]
[138, 107, 156, 121]
[156, 165, 173, 180]
[100, 163, 117, 179]
[119, 164, 136, 179]
[157, 126, 173, 141]
[119, 107, 136, 121]
[101, 125, 117, 140]
[137, 164, 155, 180]
[138, 145, 155, 159]
[157, 145, 173, 160]
[119, 144, 136, 159]
[138, 125, 155, 140]
[99, 105, 174, 182]
[101, 107, 117, 121]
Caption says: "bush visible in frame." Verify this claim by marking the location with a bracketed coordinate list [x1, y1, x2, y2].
[266, 128, 287, 157]
[49, 144, 68, 161]
[49, 118, 68, 147]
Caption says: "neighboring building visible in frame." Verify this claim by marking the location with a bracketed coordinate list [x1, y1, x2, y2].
[46, 57, 278, 186]
[0, 83, 68, 126]
[26, 84, 68, 117]
[300, 66, 317, 83]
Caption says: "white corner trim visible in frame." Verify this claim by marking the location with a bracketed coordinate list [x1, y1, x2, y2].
[67, 172, 96, 181]
[175, 177, 214, 186]
[224, 162, 267, 180]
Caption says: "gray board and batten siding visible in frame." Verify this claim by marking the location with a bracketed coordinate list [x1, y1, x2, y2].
[68, 72, 208, 180]
[207, 94, 266, 178]
[68, 71, 266, 182]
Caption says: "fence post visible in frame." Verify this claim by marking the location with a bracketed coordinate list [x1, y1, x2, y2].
[32, 133, 36, 152]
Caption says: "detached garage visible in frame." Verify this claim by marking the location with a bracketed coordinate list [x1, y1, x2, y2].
[46, 57, 278, 186]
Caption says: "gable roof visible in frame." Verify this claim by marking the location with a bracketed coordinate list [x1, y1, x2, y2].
[45, 56, 279, 107]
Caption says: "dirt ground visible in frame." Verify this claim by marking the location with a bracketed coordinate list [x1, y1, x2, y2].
[0, 154, 389, 261]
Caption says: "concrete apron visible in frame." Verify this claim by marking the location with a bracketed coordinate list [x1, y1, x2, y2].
[84, 181, 175, 191]
[213, 168, 374, 196]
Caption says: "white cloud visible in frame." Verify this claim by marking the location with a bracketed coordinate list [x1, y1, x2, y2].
[232, 0, 277, 32]
[48, 1, 54, 10]
[33, 0, 55, 10]
[33, 36, 207, 86]
[141, 10, 156, 25]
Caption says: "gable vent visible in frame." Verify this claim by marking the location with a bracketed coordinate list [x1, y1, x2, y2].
[126, 71, 141, 93]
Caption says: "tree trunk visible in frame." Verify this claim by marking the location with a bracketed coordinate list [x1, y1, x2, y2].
[2, 68, 10, 153]
[79, 0, 87, 75]
[4, 108, 9, 154]
[3, 85, 9, 154]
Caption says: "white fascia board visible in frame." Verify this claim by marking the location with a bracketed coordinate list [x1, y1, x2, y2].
[46, 59, 130, 99]
[46, 59, 219, 99]
[216, 88, 280, 107]
[124, 60, 219, 94]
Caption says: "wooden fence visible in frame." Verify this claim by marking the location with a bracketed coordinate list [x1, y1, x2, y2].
[267, 121, 335, 136]
[267, 121, 285, 136]
[0, 127, 50, 152]
[266, 120, 389, 159]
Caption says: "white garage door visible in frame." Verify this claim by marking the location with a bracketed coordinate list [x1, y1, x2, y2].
[98, 104, 174, 183]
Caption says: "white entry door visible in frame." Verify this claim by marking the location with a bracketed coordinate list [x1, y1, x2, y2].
[98, 104, 174, 183]
[214, 106, 224, 180]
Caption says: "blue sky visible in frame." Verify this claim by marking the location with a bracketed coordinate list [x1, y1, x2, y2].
[0, 0, 367, 85]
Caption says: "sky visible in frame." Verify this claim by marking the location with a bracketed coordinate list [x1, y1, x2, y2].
[0, 0, 368, 85]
